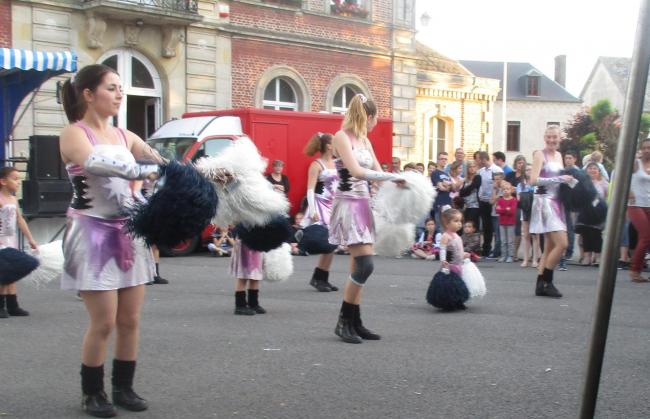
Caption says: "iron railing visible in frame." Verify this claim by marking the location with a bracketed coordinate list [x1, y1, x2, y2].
[84, 0, 198, 13]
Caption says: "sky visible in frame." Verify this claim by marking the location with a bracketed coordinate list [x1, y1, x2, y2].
[415, 0, 641, 97]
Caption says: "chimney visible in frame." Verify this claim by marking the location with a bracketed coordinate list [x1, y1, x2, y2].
[554, 55, 566, 87]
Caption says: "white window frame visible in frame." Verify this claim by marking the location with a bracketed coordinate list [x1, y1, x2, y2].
[331, 84, 360, 114]
[262, 78, 298, 111]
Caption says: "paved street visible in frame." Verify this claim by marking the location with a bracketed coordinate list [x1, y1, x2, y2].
[1, 253, 649, 419]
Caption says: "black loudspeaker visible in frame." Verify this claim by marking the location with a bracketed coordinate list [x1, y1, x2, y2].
[28, 135, 66, 180]
[21, 180, 72, 216]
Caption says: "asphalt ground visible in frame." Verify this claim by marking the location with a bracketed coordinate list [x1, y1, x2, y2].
[1, 254, 649, 419]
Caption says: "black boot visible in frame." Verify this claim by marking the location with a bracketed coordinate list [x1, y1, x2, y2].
[321, 269, 338, 291]
[0, 295, 8, 318]
[353, 305, 380, 340]
[6, 294, 29, 316]
[539, 268, 562, 298]
[309, 268, 331, 292]
[152, 263, 169, 284]
[81, 364, 116, 418]
[535, 274, 544, 296]
[234, 291, 255, 315]
[247, 289, 266, 314]
[334, 301, 362, 344]
[111, 359, 148, 412]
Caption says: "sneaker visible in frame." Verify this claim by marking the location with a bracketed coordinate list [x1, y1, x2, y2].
[497, 257, 505, 263]
[505, 257, 513, 263]
[558, 265, 568, 271]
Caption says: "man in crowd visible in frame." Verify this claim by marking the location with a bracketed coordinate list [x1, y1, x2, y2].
[492, 151, 513, 176]
[477, 151, 503, 257]
[445, 147, 467, 178]
[391, 156, 402, 174]
[430, 152, 452, 232]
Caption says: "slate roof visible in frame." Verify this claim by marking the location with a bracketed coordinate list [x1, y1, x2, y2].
[415, 42, 472, 76]
[459, 60, 581, 103]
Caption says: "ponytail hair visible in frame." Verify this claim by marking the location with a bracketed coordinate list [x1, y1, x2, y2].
[342, 93, 377, 139]
[304, 132, 333, 156]
[61, 64, 118, 123]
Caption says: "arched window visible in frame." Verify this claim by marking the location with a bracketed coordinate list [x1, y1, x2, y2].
[263, 78, 298, 111]
[332, 84, 359, 114]
[97, 49, 162, 139]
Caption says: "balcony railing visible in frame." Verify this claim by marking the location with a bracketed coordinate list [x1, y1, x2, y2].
[84, 0, 198, 13]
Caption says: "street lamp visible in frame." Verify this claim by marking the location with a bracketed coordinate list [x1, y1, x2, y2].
[420, 11, 431, 27]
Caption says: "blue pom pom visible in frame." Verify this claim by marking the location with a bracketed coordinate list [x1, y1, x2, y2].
[0, 248, 40, 285]
[235, 216, 292, 252]
[426, 270, 469, 311]
[125, 161, 218, 248]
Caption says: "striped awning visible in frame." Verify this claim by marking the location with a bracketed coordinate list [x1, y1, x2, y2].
[1, 48, 78, 161]
[0, 48, 76, 73]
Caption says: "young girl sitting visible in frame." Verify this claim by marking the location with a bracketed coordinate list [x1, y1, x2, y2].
[0, 167, 38, 318]
[462, 221, 481, 262]
[411, 218, 441, 260]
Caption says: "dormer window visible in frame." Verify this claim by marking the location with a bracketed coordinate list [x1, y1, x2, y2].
[527, 75, 540, 96]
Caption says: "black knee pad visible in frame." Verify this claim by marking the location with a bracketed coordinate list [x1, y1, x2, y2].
[350, 255, 374, 286]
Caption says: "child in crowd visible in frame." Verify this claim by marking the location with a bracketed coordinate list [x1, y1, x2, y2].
[290, 212, 305, 255]
[0, 167, 38, 318]
[208, 225, 235, 257]
[231, 232, 265, 316]
[462, 221, 481, 262]
[495, 182, 518, 262]
[488, 171, 505, 258]
[411, 218, 441, 260]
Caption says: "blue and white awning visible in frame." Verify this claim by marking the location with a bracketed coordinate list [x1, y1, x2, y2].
[0, 48, 76, 73]
[1, 48, 78, 161]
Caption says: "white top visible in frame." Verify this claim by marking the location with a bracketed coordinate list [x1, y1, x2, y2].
[478, 164, 503, 202]
[0, 195, 17, 249]
[630, 158, 650, 207]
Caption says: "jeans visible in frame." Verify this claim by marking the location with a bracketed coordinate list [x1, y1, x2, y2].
[492, 216, 501, 257]
[479, 201, 493, 256]
[499, 225, 515, 258]
[565, 211, 575, 258]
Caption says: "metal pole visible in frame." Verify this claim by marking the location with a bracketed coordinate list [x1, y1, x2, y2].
[579, 1, 650, 417]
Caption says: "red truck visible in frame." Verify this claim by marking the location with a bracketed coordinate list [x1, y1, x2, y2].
[148, 108, 393, 256]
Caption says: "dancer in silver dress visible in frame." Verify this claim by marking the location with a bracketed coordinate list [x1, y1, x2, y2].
[302, 132, 340, 291]
[529, 125, 574, 298]
[59, 64, 163, 417]
[329, 94, 404, 344]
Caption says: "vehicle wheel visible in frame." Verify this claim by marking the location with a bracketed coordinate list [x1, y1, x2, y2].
[159, 236, 199, 257]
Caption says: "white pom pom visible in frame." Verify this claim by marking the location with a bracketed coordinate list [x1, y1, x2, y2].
[24, 240, 64, 288]
[195, 137, 289, 227]
[374, 171, 436, 225]
[462, 259, 487, 299]
[263, 243, 293, 282]
[374, 216, 414, 257]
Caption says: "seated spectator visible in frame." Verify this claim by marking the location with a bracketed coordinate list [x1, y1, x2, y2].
[411, 219, 441, 261]
[208, 225, 235, 257]
[462, 221, 481, 262]
[290, 212, 305, 255]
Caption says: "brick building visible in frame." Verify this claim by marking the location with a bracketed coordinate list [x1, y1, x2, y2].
[0, 0, 11, 48]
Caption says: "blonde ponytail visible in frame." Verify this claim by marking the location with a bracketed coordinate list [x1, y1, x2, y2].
[342, 94, 377, 139]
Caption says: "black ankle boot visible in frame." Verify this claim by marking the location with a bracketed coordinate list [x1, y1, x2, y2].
[539, 268, 562, 298]
[320, 268, 338, 291]
[6, 295, 29, 316]
[309, 268, 332, 292]
[334, 302, 362, 344]
[247, 289, 266, 314]
[112, 359, 148, 412]
[535, 275, 544, 296]
[81, 364, 116, 418]
[234, 291, 255, 315]
[353, 305, 380, 340]
[0, 295, 8, 319]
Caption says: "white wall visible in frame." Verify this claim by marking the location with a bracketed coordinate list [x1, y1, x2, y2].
[492, 100, 583, 164]
[581, 63, 625, 113]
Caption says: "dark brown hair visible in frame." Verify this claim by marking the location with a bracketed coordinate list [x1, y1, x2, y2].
[0, 166, 18, 180]
[61, 64, 118, 122]
[441, 207, 462, 229]
[304, 132, 333, 156]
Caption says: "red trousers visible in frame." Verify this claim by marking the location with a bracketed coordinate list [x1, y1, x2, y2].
[627, 207, 650, 273]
